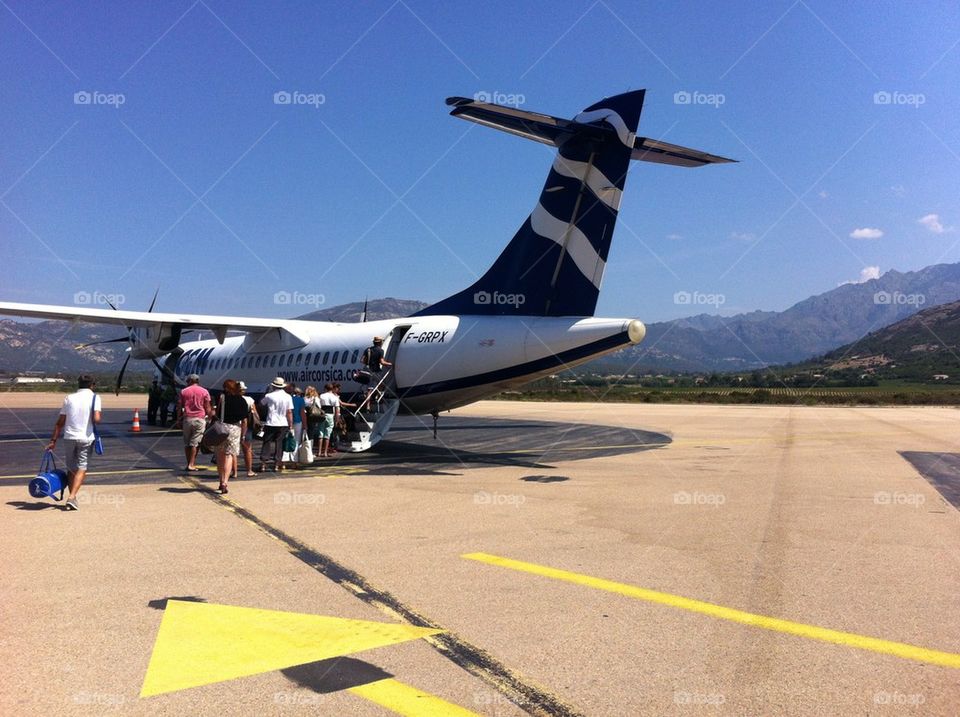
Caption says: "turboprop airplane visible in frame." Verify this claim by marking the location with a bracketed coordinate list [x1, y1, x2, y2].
[0, 90, 734, 451]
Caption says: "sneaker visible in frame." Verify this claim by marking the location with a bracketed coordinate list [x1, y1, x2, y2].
[65, 499, 79, 511]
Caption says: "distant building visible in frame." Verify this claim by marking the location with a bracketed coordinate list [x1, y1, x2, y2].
[933, 374, 950, 381]
[9, 376, 66, 384]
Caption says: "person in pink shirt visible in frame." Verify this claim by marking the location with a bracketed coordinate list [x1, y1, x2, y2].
[176, 373, 212, 471]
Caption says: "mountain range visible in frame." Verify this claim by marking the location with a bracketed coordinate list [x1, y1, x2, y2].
[604, 262, 960, 373]
[3, 265, 960, 376]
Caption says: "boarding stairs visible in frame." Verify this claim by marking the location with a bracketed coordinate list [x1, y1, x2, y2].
[337, 370, 400, 452]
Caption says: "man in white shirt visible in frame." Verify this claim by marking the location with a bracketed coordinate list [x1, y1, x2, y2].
[47, 375, 102, 511]
[318, 382, 340, 458]
[259, 377, 294, 472]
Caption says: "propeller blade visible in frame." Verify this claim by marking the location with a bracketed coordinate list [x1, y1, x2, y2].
[75, 337, 129, 349]
[115, 354, 131, 396]
[148, 287, 159, 312]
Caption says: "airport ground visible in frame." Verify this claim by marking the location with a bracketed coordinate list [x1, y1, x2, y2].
[1, 394, 958, 716]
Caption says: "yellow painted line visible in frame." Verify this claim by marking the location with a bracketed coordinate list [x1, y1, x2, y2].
[0, 467, 173, 480]
[349, 678, 480, 716]
[1, 465, 365, 481]
[463, 552, 960, 669]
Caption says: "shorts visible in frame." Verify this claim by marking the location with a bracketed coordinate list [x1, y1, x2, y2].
[64, 438, 93, 472]
[219, 423, 242, 456]
[182, 417, 206, 447]
[318, 414, 335, 440]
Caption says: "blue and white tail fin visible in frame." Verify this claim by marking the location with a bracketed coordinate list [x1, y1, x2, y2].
[416, 90, 735, 318]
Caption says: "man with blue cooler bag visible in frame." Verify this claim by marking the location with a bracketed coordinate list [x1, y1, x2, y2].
[46, 375, 102, 511]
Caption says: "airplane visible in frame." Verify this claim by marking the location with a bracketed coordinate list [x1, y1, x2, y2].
[0, 90, 734, 451]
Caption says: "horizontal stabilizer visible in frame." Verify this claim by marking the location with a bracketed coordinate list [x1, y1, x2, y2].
[446, 96, 626, 147]
[632, 137, 737, 167]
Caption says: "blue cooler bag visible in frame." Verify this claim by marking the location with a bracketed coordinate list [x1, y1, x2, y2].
[29, 450, 67, 501]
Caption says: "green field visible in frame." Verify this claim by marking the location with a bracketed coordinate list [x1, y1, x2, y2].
[496, 379, 960, 406]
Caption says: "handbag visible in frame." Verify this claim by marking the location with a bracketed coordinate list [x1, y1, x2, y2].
[91, 392, 103, 455]
[202, 399, 230, 448]
[282, 431, 297, 453]
[307, 397, 324, 418]
[297, 438, 314, 465]
[28, 450, 68, 501]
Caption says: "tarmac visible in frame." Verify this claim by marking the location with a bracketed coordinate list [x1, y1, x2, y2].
[1, 394, 958, 716]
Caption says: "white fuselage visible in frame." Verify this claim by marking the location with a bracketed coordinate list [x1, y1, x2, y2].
[171, 315, 645, 414]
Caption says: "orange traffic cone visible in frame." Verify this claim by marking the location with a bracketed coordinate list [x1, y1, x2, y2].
[131, 408, 141, 432]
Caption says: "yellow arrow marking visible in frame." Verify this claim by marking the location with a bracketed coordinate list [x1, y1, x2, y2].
[463, 552, 960, 669]
[140, 600, 441, 697]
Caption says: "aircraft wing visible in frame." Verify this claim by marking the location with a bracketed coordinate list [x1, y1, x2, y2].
[0, 301, 306, 335]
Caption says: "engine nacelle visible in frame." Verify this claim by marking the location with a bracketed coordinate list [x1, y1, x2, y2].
[129, 323, 182, 359]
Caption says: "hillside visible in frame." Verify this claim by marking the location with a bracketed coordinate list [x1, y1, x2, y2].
[802, 299, 960, 381]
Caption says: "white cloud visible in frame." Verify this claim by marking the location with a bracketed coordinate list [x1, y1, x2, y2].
[849, 227, 884, 240]
[890, 184, 906, 197]
[730, 231, 755, 242]
[817, 190, 828, 199]
[839, 266, 881, 286]
[918, 213, 952, 234]
[666, 233, 682, 241]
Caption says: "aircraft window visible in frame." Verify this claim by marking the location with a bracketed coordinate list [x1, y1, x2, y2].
[331, 351, 339, 364]
[284, 354, 292, 367]
[295, 353, 302, 366]
[351, 349, 359, 363]
[254, 356, 261, 368]
[226, 358, 233, 370]
[322, 351, 329, 364]
[304, 352, 311, 365]
[313, 352, 321, 366]
[270, 355, 277, 368]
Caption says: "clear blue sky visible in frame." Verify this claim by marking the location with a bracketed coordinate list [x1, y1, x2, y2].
[2, 1, 959, 322]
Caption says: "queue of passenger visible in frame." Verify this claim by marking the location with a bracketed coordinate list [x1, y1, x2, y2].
[45, 345, 377, 510]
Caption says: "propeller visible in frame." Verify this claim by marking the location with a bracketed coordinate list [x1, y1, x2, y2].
[72, 288, 172, 395]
